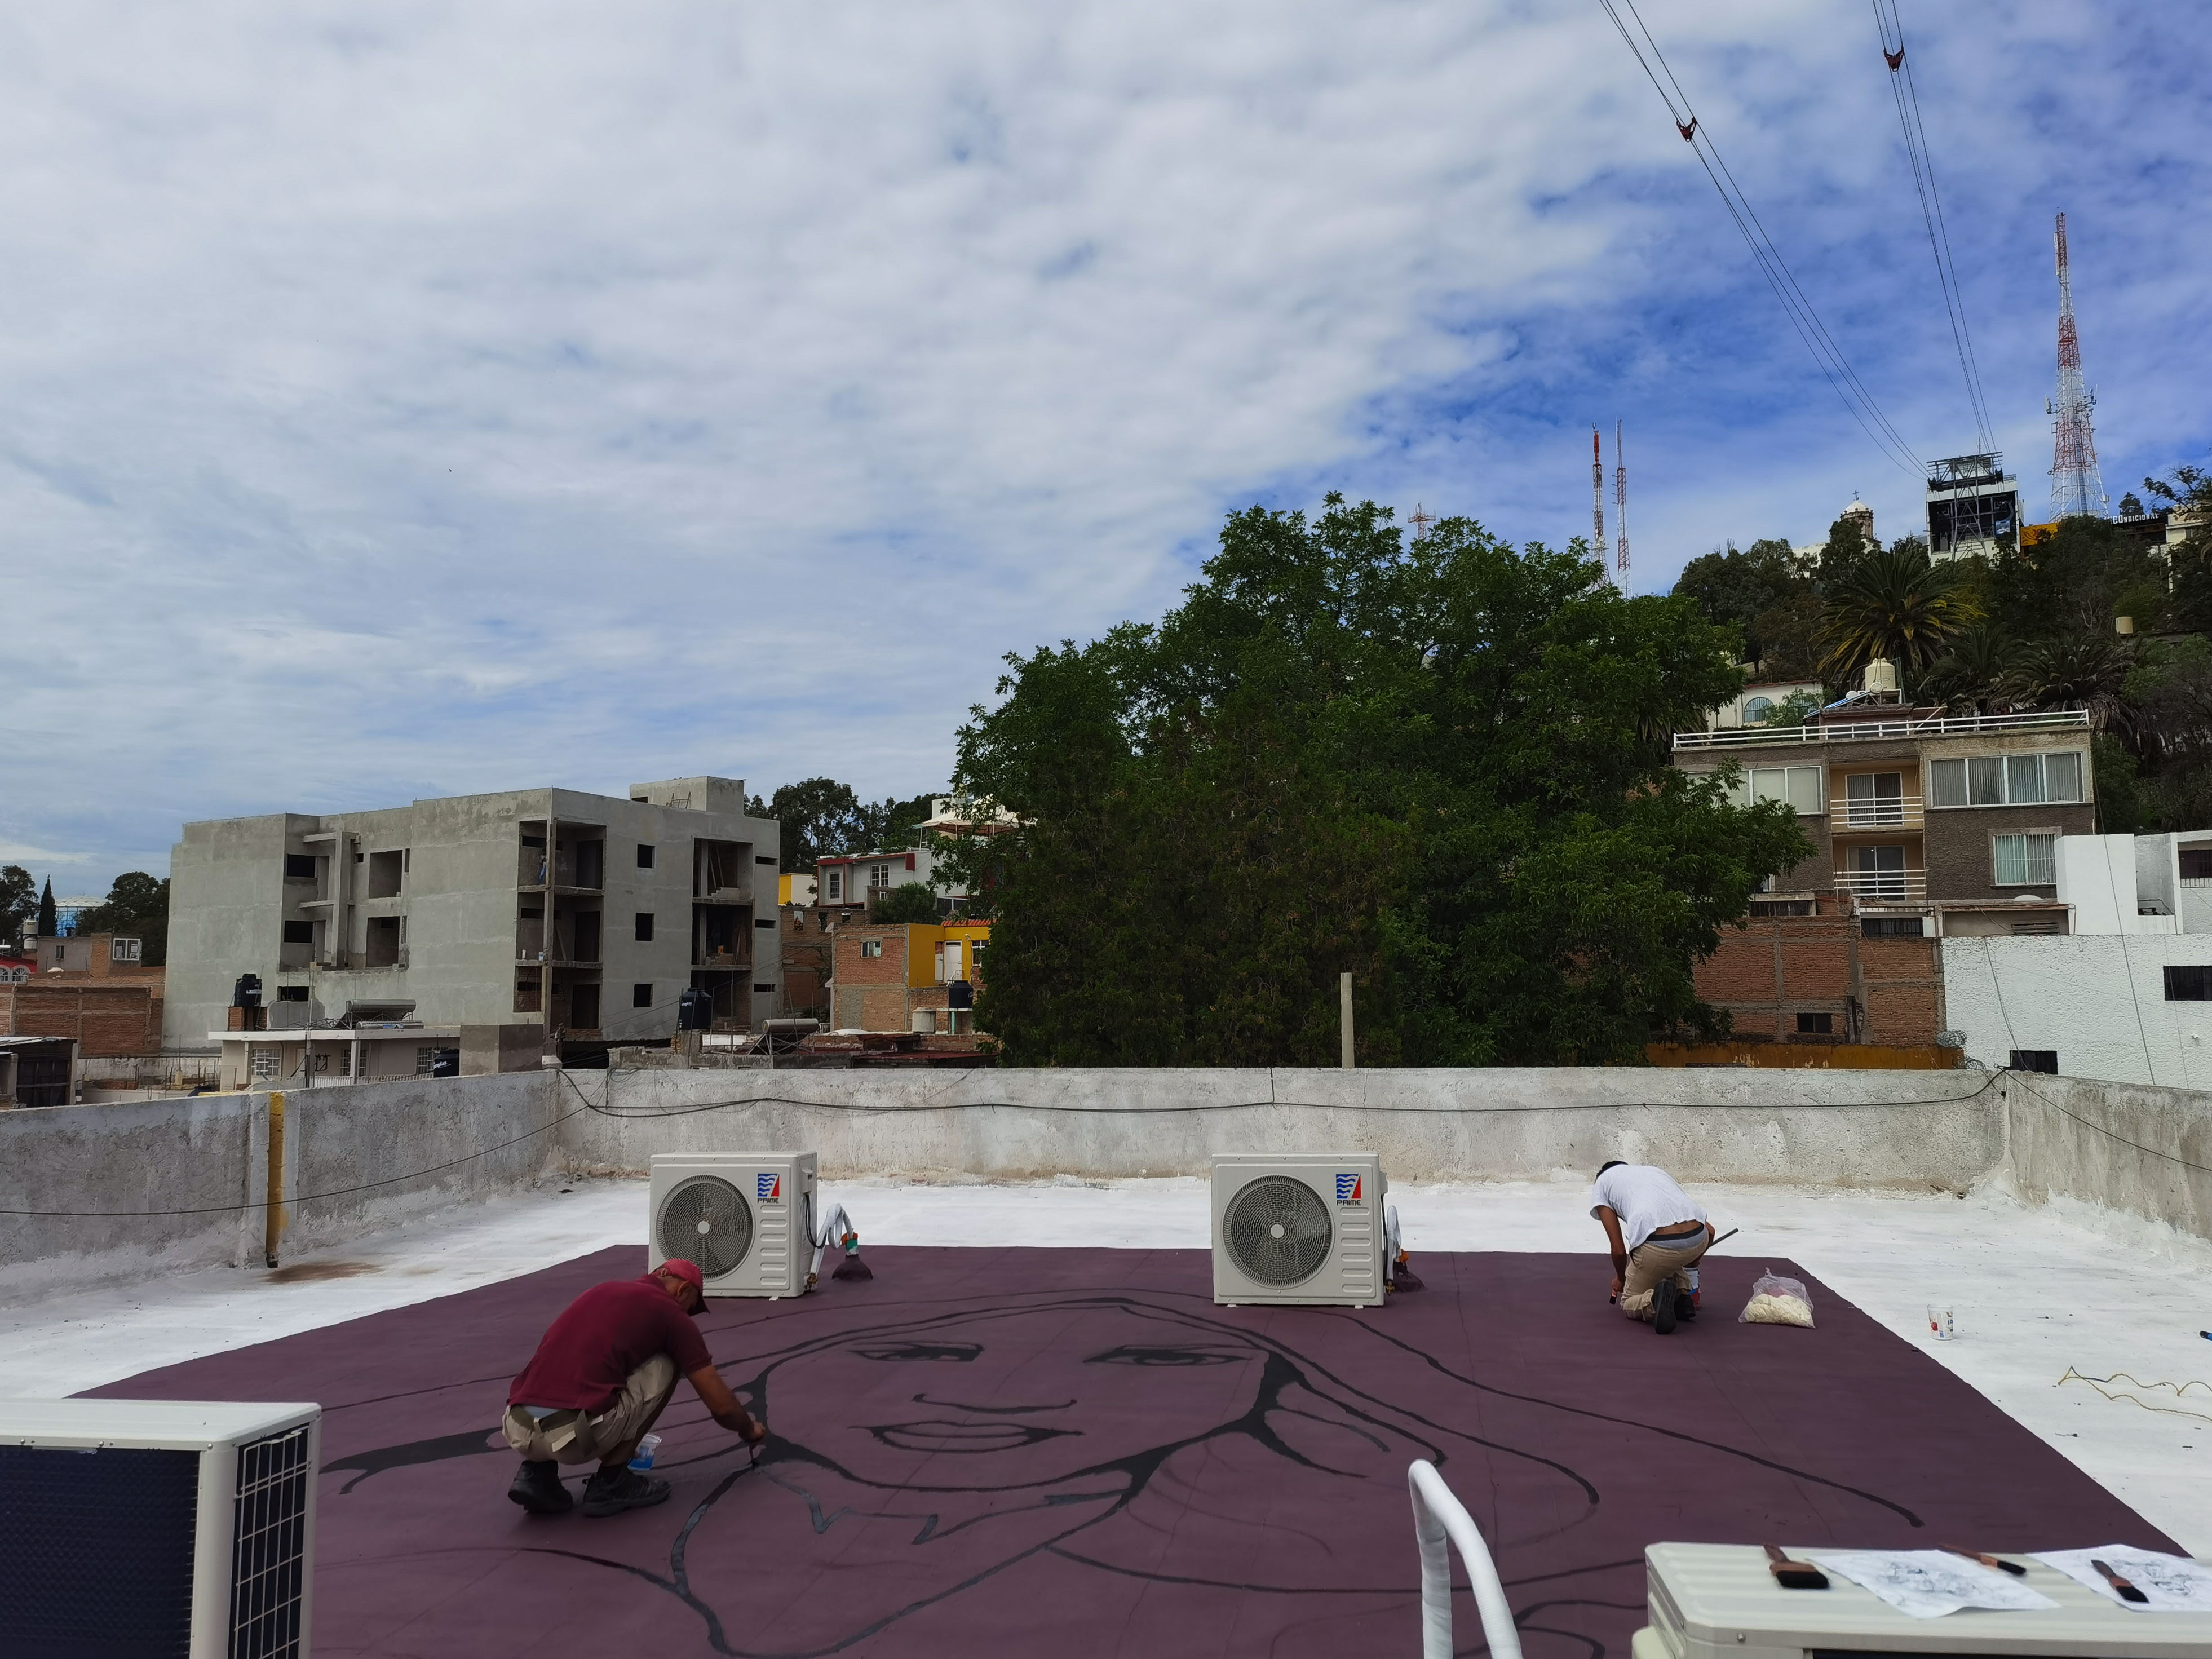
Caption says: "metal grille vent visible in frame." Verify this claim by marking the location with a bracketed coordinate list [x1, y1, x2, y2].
[1224, 1176, 1333, 1286]
[230, 1424, 311, 1658]
[657, 1175, 754, 1278]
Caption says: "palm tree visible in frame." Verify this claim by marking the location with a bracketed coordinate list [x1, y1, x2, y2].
[1917, 626, 2018, 714]
[1998, 631, 2136, 735]
[1819, 546, 1983, 682]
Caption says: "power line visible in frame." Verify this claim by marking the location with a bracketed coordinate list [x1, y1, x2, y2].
[1870, 1, 1994, 453]
[1596, 0, 1922, 475]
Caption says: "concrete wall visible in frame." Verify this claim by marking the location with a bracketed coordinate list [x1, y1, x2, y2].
[558, 1067, 2001, 1188]
[1940, 934, 2212, 1085]
[2001, 1070, 2212, 1246]
[17, 1063, 2212, 1293]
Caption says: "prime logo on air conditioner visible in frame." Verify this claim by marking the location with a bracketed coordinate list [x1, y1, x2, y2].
[1335, 1173, 1363, 1205]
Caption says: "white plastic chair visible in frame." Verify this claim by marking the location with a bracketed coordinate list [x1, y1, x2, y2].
[1408, 1459, 1523, 1659]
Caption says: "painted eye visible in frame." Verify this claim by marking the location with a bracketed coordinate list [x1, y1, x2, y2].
[1084, 1346, 1245, 1368]
[851, 1342, 982, 1362]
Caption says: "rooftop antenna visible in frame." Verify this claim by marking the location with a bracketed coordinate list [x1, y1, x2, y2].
[1408, 502, 1435, 542]
[2046, 211, 2107, 519]
[1591, 427, 1607, 574]
[1613, 421, 1630, 579]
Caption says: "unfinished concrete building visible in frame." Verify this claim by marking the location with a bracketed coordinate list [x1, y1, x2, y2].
[165, 777, 780, 1054]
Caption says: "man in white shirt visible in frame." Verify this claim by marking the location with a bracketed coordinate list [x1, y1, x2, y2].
[1588, 1160, 1712, 1334]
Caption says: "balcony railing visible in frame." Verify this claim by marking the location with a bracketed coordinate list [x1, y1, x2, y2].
[1834, 871, 1928, 901]
[1675, 709, 2090, 751]
[1829, 795, 1925, 832]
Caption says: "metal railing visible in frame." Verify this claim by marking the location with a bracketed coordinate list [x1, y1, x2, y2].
[1834, 871, 1928, 901]
[1409, 1461, 1521, 1659]
[1674, 709, 2090, 751]
[1829, 794, 1925, 831]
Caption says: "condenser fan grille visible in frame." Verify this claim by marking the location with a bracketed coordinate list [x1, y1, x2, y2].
[1223, 1175, 1332, 1286]
[657, 1175, 753, 1279]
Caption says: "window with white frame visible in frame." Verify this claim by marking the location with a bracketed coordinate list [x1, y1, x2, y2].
[250, 1047, 280, 1080]
[1929, 751, 2083, 808]
[1992, 831, 2057, 886]
[1715, 765, 1822, 816]
[825, 869, 842, 900]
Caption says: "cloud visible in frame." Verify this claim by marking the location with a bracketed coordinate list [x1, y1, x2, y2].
[1, 1, 2204, 890]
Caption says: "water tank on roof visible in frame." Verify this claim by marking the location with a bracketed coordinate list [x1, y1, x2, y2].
[1861, 658, 1899, 696]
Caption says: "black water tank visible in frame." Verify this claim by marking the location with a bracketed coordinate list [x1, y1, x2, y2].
[946, 979, 974, 1011]
[677, 987, 713, 1032]
[233, 973, 263, 1009]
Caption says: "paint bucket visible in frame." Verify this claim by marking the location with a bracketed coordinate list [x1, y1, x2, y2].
[629, 1433, 663, 1472]
[1685, 1267, 1701, 1308]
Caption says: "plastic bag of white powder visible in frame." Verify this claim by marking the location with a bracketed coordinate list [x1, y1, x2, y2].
[1738, 1270, 1815, 1328]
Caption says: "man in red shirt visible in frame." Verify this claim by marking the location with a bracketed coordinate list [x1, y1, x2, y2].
[502, 1258, 767, 1518]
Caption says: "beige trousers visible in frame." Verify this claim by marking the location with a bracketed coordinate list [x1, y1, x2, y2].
[1620, 1228, 1711, 1322]
[502, 1353, 680, 1467]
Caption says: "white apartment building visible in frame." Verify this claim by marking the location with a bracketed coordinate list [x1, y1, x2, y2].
[165, 776, 780, 1052]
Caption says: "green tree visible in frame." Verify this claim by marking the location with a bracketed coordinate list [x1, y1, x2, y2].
[870, 881, 944, 924]
[76, 872, 171, 965]
[1917, 626, 2018, 714]
[1670, 537, 1802, 667]
[1820, 545, 1982, 681]
[746, 780, 941, 869]
[947, 497, 1810, 1066]
[0, 866, 33, 946]
[37, 878, 56, 939]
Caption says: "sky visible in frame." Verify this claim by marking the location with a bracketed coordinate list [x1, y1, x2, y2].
[4, 1, 2206, 896]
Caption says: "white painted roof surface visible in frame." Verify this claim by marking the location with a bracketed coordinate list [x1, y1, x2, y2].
[2, 1175, 2206, 1552]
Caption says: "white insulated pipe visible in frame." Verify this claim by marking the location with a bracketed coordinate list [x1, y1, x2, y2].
[1408, 1459, 1522, 1659]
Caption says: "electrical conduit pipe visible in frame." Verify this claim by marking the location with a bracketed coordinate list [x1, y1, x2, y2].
[1408, 1459, 1522, 1659]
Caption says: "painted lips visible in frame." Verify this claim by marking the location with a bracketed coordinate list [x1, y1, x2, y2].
[867, 1419, 1078, 1454]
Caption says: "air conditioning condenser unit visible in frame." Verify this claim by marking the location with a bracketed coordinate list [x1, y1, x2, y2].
[0, 1398, 321, 1658]
[649, 1151, 816, 1298]
[1213, 1152, 1387, 1307]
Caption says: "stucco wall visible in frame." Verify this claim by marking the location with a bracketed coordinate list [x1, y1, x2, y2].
[1940, 934, 2212, 1085]
[2001, 1070, 2212, 1245]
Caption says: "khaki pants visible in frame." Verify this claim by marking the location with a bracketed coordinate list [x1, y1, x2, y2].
[502, 1353, 679, 1467]
[1620, 1228, 1711, 1322]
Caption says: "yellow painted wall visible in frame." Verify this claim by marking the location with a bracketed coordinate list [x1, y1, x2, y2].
[902, 921, 994, 988]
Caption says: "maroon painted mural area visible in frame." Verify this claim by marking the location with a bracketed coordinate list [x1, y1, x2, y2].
[92, 1247, 2170, 1658]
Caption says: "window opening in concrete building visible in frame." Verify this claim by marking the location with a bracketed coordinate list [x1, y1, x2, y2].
[696, 841, 747, 899]
[1862, 917, 1924, 938]
[633, 983, 652, 1008]
[556, 835, 604, 890]
[1843, 771, 1905, 828]
[638, 843, 655, 869]
[2164, 966, 2212, 1001]
[282, 921, 313, 945]
[635, 912, 654, 942]
[2009, 1049, 2059, 1073]
[568, 980, 601, 1031]
[284, 854, 316, 881]
[368, 850, 405, 898]
[519, 825, 548, 887]
[550, 902, 601, 963]
[825, 870, 843, 900]
[2180, 850, 2212, 883]
[276, 985, 309, 1002]
[516, 903, 546, 960]
[694, 905, 745, 967]
[514, 969, 542, 1014]
[754, 981, 775, 993]
[1993, 832, 2056, 886]
[1750, 899, 1815, 918]
[1930, 753, 2083, 807]
[756, 855, 776, 866]
[1797, 1012, 1833, 1034]
[366, 915, 402, 967]
[251, 1047, 280, 1080]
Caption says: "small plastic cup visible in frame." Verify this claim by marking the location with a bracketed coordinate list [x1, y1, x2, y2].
[629, 1432, 663, 1472]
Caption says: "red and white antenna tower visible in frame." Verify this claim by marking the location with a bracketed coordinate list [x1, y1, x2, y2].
[1613, 421, 1629, 578]
[2046, 211, 2105, 519]
[1591, 427, 1607, 568]
[1408, 502, 1435, 541]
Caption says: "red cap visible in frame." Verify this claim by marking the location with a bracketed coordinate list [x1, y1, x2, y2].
[654, 1258, 706, 1312]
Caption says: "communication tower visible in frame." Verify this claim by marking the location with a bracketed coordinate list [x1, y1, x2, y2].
[2046, 211, 2107, 520]
[1613, 422, 1629, 578]
[1591, 428, 1607, 570]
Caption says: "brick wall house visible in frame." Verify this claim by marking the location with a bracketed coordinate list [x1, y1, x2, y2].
[829, 922, 990, 1033]
[0, 980, 164, 1058]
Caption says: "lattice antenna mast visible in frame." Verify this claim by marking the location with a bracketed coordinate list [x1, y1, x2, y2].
[1407, 502, 1435, 542]
[1613, 421, 1629, 578]
[1591, 427, 1607, 572]
[2047, 212, 2106, 519]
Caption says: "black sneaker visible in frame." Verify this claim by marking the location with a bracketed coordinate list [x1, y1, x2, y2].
[1652, 1278, 1678, 1335]
[508, 1460, 573, 1516]
[1674, 1291, 1699, 1324]
[582, 1466, 672, 1518]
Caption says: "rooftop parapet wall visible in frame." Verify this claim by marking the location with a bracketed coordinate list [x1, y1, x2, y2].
[2002, 1070, 2212, 1245]
[555, 1066, 2001, 1188]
